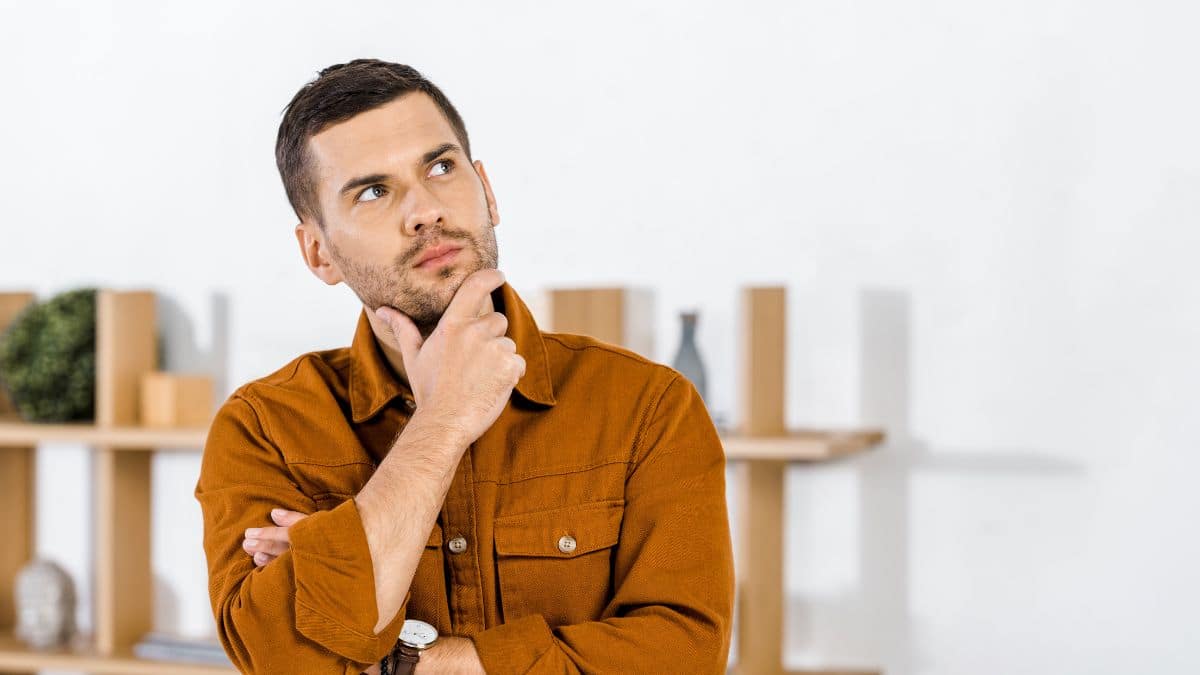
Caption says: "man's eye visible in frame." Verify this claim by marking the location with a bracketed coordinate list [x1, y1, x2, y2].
[429, 159, 453, 177]
[357, 185, 386, 203]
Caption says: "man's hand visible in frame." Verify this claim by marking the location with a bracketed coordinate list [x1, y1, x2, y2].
[242, 508, 305, 566]
[375, 268, 525, 448]
[246, 271, 520, 568]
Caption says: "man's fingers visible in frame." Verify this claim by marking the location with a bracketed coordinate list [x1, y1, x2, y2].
[244, 524, 289, 543]
[442, 268, 505, 321]
[376, 305, 423, 373]
[270, 508, 308, 527]
[240, 508, 306, 565]
[244, 537, 289, 556]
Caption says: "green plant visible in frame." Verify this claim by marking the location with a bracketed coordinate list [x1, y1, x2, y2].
[0, 288, 97, 422]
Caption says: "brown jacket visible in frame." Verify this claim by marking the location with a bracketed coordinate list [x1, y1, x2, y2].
[194, 282, 734, 674]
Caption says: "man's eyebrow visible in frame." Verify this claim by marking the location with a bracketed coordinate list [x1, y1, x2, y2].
[421, 142, 461, 165]
[338, 173, 390, 198]
[336, 143, 464, 199]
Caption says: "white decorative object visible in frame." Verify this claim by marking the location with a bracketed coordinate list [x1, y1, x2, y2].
[14, 558, 76, 650]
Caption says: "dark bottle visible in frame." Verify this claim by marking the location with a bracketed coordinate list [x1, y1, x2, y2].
[671, 310, 708, 406]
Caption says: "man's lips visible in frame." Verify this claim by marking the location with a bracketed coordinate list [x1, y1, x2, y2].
[414, 243, 463, 267]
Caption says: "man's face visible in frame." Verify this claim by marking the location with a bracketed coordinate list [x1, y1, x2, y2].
[297, 92, 499, 336]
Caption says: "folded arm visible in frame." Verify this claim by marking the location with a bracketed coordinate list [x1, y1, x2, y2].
[195, 391, 460, 674]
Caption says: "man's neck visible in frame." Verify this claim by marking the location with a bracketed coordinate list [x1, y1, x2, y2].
[364, 290, 497, 388]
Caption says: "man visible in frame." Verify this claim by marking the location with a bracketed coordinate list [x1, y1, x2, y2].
[194, 59, 734, 674]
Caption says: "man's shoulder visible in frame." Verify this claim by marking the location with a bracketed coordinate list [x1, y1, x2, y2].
[539, 330, 683, 414]
[226, 345, 351, 411]
[541, 330, 675, 381]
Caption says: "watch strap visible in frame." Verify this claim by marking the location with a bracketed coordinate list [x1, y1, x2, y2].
[381, 640, 421, 675]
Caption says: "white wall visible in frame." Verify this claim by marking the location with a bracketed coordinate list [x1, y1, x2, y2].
[2, 1, 1197, 673]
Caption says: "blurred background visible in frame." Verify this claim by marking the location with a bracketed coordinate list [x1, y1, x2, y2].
[1, 1, 1197, 674]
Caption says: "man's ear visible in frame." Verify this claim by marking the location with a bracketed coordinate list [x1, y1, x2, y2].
[294, 221, 344, 286]
[474, 159, 500, 228]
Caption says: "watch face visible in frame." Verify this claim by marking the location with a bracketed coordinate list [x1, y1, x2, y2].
[399, 619, 438, 648]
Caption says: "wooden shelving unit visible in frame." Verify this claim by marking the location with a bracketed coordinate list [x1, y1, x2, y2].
[0, 289, 230, 675]
[1, 285, 884, 675]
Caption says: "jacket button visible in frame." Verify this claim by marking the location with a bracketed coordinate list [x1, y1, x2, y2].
[557, 535, 577, 554]
[448, 536, 468, 554]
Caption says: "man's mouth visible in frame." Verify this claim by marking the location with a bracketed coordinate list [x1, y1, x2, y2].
[414, 243, 463, 268]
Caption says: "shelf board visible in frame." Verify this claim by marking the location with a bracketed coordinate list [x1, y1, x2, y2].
[0, 633, 233, 674]
[0, 417, 207, 449]
[719, 428, 885, 461]
[0, 419, 881, 462]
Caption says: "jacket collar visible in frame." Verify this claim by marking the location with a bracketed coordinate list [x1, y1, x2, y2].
[349, 281, 557, 423]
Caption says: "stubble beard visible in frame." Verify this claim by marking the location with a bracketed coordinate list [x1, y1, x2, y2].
[329, 215, 499, 338]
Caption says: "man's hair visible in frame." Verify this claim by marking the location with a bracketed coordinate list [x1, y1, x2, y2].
[274, 59, 471, 227]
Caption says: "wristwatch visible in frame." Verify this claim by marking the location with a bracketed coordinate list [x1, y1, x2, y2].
[382, 619, 438, 675]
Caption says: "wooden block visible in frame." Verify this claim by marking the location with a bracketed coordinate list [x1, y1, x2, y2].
[733, 287, 789, 673]
[0, 292, 36, 332]
[140, 372, 213, 428]
[93, 447, 152, 656]
[0, 293, 37, 631]
[93, 290, 156, 655]
[735, 459, 787, 674]
[0, 445, 35, 632]
[0, 292, 36, 417]
[544, 287, 654, 357]
[739, 287, 787, 436]
[95, 291, 157, 428]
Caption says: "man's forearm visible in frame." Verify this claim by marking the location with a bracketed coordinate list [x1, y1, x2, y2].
[354, 411, 467, 634]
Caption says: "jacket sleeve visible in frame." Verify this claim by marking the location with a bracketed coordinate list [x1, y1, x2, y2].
[468, 374, 735, 674]
[194, 391, 411, 675]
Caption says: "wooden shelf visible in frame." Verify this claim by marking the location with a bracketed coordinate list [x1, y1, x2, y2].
[720, 428, 884, 462]
[0, 417, 207, 449]
[0, 633, 233, 674]
[0, 418, 882, 462]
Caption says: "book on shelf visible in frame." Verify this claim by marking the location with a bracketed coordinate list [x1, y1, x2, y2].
[132, 631, 232, 667]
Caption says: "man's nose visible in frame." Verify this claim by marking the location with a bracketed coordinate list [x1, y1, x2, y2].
[401, 183, 445, 236]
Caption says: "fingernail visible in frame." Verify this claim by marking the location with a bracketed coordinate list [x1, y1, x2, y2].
[245, 528, 262, 538]
[244, 538, 259, 549]
[254, 552, 267, 563]
[271, 508, 285, 518]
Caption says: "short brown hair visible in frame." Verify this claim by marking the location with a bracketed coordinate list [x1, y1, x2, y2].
[274, 59, 471, 227]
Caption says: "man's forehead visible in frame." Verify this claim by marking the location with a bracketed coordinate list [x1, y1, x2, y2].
[308, 92, 459, 182]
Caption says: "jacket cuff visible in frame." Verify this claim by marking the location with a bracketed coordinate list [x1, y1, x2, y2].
[289, 496, 410, 664]
[470, 613, 556, 673]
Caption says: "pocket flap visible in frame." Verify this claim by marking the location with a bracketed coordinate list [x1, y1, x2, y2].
[493, 500, 623, 558]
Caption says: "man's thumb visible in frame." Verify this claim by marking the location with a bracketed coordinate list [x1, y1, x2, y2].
[376, 306, 422, 368]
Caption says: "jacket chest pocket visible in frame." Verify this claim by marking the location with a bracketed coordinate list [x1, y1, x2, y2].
[493, 500, 624, 628]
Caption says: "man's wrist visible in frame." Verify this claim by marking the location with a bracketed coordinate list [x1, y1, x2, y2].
[414, 636, 484, 675]
[401, 410, 470, 460]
